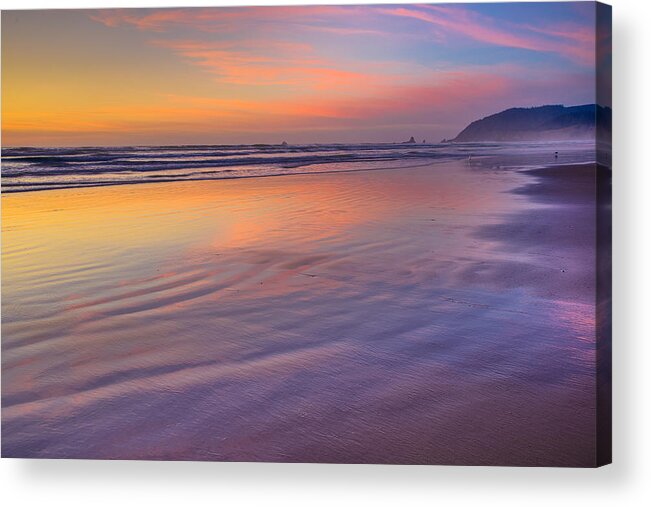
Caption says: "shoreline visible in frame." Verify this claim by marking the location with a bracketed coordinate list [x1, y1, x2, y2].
[2, 159, 601, 465]
[1, 158, 599, 195]
[1, 140, 598, 195]
[471, 162, 600, 305]
[0, 159, 456, 194]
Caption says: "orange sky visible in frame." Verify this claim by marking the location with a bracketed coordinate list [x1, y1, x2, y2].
[1, 4, 606, 146]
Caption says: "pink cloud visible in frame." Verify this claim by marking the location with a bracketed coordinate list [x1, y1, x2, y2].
[89, 6, 359, 33]
[151, 67, 514, 128]
[89, 6, 596, 67]
[150, 39, 373, 90]
[382, 5, 595, 66]
[4, 62, 589, 146]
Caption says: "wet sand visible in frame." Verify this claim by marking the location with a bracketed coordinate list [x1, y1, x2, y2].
[2, 159, 600, 466]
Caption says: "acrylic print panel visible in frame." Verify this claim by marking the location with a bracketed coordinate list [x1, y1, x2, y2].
[1, 2, 611, 466]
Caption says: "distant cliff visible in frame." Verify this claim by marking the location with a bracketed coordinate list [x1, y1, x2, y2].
[449, 104, 611, 142]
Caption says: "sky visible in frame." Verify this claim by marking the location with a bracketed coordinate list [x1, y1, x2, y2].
[1, 2, 610, 146]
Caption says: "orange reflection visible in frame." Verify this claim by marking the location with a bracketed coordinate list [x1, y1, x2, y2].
[2, 163, 528, 458]
[2, 163, 517, 284]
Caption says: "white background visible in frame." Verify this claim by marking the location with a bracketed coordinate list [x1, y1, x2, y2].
[0, 0, 649, 505]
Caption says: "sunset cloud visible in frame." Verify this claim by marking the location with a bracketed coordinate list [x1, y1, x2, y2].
[150, 39, 372, 90]
[3, 4, 603, 146]
[382, 5, 595, 65]
[89, 6, 358, 33]
[90, 5, 596, 67]
[3, 66, 545, 144]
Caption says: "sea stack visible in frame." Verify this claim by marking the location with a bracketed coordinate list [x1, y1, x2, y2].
[407, 136, 416, 144]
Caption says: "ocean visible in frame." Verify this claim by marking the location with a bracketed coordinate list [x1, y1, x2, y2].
[2, 141, 595, 193]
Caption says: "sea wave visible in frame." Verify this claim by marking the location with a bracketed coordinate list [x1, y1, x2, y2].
[1, 141, 595, 192]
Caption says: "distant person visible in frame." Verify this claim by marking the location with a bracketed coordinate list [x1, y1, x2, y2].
[554, 151, 558, 159]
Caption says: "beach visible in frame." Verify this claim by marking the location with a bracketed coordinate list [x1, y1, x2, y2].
[2, 153, 600, 465]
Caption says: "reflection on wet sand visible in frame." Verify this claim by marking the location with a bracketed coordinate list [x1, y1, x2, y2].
[2, 159, 599, 465]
